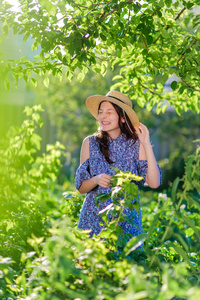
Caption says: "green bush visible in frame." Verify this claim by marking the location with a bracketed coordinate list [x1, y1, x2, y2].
[0, 106, 200, 299]
[0, 105, 66, 266]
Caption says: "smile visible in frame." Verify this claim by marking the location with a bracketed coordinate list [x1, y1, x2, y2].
[102, 121, 110, 125]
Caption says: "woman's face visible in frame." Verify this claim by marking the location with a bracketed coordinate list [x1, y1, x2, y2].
[98, 101, 124, 138]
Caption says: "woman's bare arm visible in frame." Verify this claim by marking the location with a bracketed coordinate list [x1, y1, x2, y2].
[135, 123, 161, 189]
[78, 137, 111, 194]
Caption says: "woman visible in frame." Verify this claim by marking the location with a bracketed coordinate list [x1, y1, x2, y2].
[75, 90, 161, 237]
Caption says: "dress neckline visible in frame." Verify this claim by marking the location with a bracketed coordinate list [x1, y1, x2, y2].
[108, 133, 126, 144]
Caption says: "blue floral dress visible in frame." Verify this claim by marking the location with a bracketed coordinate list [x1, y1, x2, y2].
[75, 133, 160, 237]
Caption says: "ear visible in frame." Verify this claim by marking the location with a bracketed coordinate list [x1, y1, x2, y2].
[121, 117, 125, 123]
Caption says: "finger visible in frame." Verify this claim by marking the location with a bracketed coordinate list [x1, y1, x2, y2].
[100, 182, 111, 188]
[134, 126, 140, 134]
[139, 122, 148, 131]
[139, 127, 143, 133]
[136, 128, 143, 135]
[100, 178, 110, 185]
[103, 175, 111, 180]
[102, 179, 111, 185]
[139, 123, 145, 131]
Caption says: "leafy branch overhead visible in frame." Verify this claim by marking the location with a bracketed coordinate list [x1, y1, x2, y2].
[0, 0, 200, 113]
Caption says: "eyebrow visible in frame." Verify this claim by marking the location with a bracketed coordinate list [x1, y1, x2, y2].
[99, 108, 114, 111]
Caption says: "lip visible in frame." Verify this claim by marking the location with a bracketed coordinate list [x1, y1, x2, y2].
[102, 121, 110, 125]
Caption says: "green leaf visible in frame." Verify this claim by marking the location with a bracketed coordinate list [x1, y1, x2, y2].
[169, 242, 194, 269]
[173, 233, 189, 252]
[178, 86, 186, 94]
[132, 202, 140, 214]
[171, 81, 178, 90]
[40, 0, 57, 16]
[132, 77, 138, 85]
[146, 212, 161, 239]
[161, 104, 168, 113]
[146, 35, 153, 45]
[165, 0, 172, 8]
[3, 24, 9, 35]
[160, 29, 170, 38]
[30, 133, 42, 150]
[95, 193, 110, 203]
[186, 157, 193, 182]
[124, 233, 147, 255]
[113, 75, 124, 81]
[77, 72, 85, 82]
[43, 77, 49, 87]
[154, 74, 163, 84]
[100, 33, 106, 41]
[180, 214, 200, 240]
[4, 80, 10, 90]
[24, 106, 32, 116]
[186, 1, 194, 9]
[100, 61, 108, 76]
[83, 37, 91, 48]
[30, 78, 37, 87]
[171, 177, 180, 205]
[134, 3, 141, 14]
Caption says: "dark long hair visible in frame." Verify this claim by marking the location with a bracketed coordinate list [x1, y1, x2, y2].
[96, 101, 138, 164]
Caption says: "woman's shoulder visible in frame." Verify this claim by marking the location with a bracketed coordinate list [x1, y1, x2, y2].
[80, 136, 90, 164]
[82, 134, 96, 144]
[80, 135, 99, 163]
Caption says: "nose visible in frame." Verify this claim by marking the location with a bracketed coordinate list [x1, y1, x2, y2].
[99, 111, 107, 118]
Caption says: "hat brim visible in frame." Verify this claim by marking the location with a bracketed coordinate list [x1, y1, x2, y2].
[86, 95, 140, 127]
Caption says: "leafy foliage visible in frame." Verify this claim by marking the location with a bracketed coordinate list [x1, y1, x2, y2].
[0, 105, 66, 265]
[0, 0, 200, 113]
[0, 108, 200, 299]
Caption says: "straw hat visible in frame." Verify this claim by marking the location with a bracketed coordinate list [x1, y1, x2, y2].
[86, 90, 139, 127]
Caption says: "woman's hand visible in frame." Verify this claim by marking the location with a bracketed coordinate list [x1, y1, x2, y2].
[96, 173, 111, 188]
[134, 122, 150, 146]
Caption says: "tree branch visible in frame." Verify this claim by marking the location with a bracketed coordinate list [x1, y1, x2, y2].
[177, 38, 198, 67]
[100, 0, 134, 19]
[153, 7, 187, 44]
[151, 10, 158, 17]
[140, 83, 162, 96]
[142, 36, 148, 50]
[174, 7, 187, 21]
[181, 78, 200, 91]
[185, 68, 197, 73]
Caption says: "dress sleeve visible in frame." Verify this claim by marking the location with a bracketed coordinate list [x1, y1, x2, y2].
[137, 160, 162, 186]
[157, 163, 162, 185]
[75, 159, 91, 190]
[137, 160, 148, 185]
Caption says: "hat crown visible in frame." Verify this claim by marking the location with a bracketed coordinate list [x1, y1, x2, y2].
[106, 91, 132, 108]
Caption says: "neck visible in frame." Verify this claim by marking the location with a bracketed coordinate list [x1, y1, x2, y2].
[107, 129, 122, 139]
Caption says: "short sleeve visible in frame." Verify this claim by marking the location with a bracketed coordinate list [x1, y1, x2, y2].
[138, 160, 148, 185]
[138, 160, 162, 186]
[158, 164, 162, 185]
[75, 159, 91, 190]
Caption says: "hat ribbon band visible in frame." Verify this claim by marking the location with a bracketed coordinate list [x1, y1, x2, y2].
[107, 95, 126, 104]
